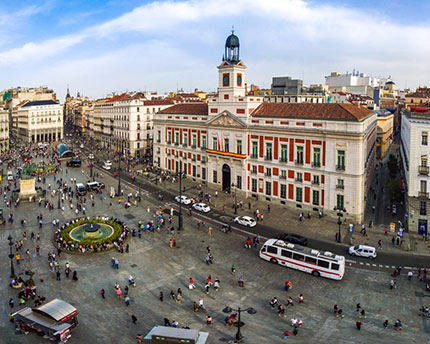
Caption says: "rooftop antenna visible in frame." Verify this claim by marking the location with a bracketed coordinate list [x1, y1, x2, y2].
[231, 25, 234, 34]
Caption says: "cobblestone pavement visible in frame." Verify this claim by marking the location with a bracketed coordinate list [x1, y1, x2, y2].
[0, 160, 428, 343]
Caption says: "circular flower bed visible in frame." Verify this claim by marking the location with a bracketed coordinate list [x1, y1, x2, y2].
[54, 217, 129, 253]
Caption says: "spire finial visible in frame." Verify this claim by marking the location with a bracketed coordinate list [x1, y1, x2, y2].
[231, 25, 234, 34]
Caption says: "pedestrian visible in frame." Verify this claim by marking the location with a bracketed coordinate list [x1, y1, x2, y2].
[72, 271, 78, 281]
[132, 314, 137, 324]
[56, 271, 61, 281]
[159, 291, 164, 302]
[9, 298, 14, 308]
[408, 271, 413, 280]
[392, 237, 395, 246]
[360, 309, 366, 318]
[208, 226, 212, 235]
[231, 265, 236, 274]
[356, 320, 362, 330]
[101, 289, 105, 299]
[383, 320, 389, 328]
[124, 296, 130, 306]
[356, 303, 361, 312]
[378, 239, 382, 249]
[267, 204, 270, 213]
[286, 297, 294, 307]
[283, 331, 291, 339]
[189, 278, 196, 289]
[298, 294, 304, 303]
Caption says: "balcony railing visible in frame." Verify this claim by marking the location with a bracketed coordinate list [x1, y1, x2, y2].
[167, 152, 171, 156]
[265, 155, 272, 161]
[280, 175, 287, 180]
[265, 173, 272, 177]
[250, 170, 257, 174]
[167, 140, 171, 144]
[192, 145, 197, 149]
[201, 146, 207, 151]
[250, 154, 259, 160]
[312, 180, 320, 185]
[201, 158, 207, 164]
[280, 157, 288, 163]
[295, 177, 303, 182]
[312, 161, 321, 167]
[419, 191, 429, 198]
[157, 139, 161, 143]
[336, 165, 345, 171]
[192, 157, 196, 162]
[295, 160, 304, 165]
[419, 165, 429, 175]
[175, 142, 179, 146]
[183, 143, 188, 147]
[336, 184, 344, 190]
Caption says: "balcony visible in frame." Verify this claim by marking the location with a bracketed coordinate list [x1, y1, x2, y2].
[201, 146, 207, 151]
[175, 142, 179, 146]
[157, 139, 161, 143]
[312, 180, 320, 185]
[295, 160, 304, 165]
[336, 184, 344, 190]
[336, 165, 345, 171]
[167, 152, 171, 156]
[419, 191, 430, 198]
[312, 161, 321, 167]
[265, 173, 272, 177]
[201, 158, 207, 164]
[250, 154, 259, 160]
[280, 175, 287, 180]
[265, 155, 272, 161]
[419, 165, 429, 175]
[250, 170, 257, 174]
[192, 145, 197, 149]
[295, 177, 303, 182]
[192, 157, 196, 162]
[183, 143, 188, 148]
[279, 157, 288, 163]
[182, 155, 187, 160]
[167, 140, 171, 144]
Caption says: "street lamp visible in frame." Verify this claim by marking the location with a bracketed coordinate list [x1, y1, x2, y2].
[178, 168, 184, 231]
[57, 189, 61, 209]
[117, 152, 121, 197]
[7, 234, 15, 278]
[337, 216, 342, 243]
[223, 306, 256, 341]
[232, 183, 237, 215]
[334, 207, 346, 243]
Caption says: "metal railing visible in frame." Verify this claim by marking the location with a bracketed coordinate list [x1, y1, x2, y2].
[419, 165, 429, 175]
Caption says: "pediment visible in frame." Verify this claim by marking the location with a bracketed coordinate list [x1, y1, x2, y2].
[207, 110, 247, 128]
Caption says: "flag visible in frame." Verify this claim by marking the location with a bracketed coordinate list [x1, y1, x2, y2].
[217, 135, 220, 151]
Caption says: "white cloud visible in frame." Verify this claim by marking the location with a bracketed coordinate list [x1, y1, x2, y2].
[1, 0, 430, 96]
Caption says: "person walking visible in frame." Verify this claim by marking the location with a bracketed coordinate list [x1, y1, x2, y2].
[131, 314, 137, 324]
[159, 291, 164, 302]
[356, 320, 362, 330]
[378, 240, 382, 249]
[101, 289, 105, 299]
[56, 271, 61, 281]
[9, 298, 14, 308]
[72, 271, 78, 281]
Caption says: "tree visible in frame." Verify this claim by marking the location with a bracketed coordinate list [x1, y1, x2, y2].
[387, 154, 398, 178]
[386, 179, 402, 202]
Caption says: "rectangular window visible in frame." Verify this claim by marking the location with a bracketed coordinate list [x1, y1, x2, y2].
[336, 194, 344, 210]
[212, 137, 217, 150]
[293, 253, 304, 261]
[296, 146, 303, 164]
[331, 263, 339, 271]
[280, 184, 287, 199]
[423, 132, 428, 145]
[265, 143, 272, 160]
[281, 170, 287, 179]
[313, 175, 319, 184]
[313, 147, 321, 166]
[265, 181, 272, 196]
[337, 150, 345, 170]
[252, 178, 257, 192]
[192, 135, 197, 148]
[157, 130, 161, 142]
[420, 201, 426, 215]
[296, 187, 303, 202]
[337, 179, 344, 189]
[267, 246, 278, 254]
[296, 172, 303, 182]
[175, 132, 179, 144]
[280, 144, 288, 162]
[192, 165, 196, 177]
[202, 136, 207, 149]
[237, 140, 242, 154]
[224, 138, 229, 152]
[236, 176, 242, 190]
[266, 168, 271, 176]
[252, 142, 258, 158]
[202, 167, 206, 180]
[213, 170, 217, 183]
[252, 166, 257, 174]
[312, 190, 319, 205]
[281, 249, 292, 258]
[305, 256, 317, 264]
[421, 180, 427, 193]
[317, 260, 329, 268]
[168, 132, 172, 143]
[183, 133, 188, 147]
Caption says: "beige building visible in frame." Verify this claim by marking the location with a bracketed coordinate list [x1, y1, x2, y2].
[153, 32, 377, 222]
[0, 106, 9, 154]
[15, 100, 63, 143]
[376, 111, 394, 159]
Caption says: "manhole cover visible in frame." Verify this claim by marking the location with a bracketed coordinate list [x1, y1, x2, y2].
[124, 214, 135, 219]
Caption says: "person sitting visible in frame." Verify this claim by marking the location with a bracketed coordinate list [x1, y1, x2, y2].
[394, 319, 403, 331]
[297, 319, 303, 328]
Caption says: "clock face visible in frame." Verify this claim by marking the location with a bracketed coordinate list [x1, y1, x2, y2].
[237, 74, 242, 86]
[223, 74, 229, 87]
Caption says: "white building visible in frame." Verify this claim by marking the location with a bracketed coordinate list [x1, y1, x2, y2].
[153, 32, 377, 222]
[325, 71, 390, 96]
[15, 100, 63, 143]
[400, 108, 430, 235]
[0, 107, 9, 154]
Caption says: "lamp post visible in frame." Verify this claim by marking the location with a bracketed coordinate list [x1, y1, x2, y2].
[117, 150, 121, 197]
[223, 306, 256, 341]
[335, 207, 346, 243]
[232, 183, 237, 215]
[178, 168, 184, 231]
[7, 234, 15, 278]
[337, 216, 342, 243]
[57, 189, 61, 209]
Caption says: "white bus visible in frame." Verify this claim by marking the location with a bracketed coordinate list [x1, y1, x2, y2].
[259, 238, 345, 280]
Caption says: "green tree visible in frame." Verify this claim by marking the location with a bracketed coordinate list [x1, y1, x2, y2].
[386, 178, 402, 202]
[387, 154, 398, 178]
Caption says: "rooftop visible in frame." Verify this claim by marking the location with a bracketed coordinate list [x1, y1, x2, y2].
[251, 103, 374, 122]
[158, 102, 208, 115]
[21, 100, 59, 107]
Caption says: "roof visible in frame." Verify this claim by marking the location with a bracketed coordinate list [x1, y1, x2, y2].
[152, 326, 199, 340]
[143, 99, 174, 106]
[251, 103, 374, 122]
[21, 100, 58, 107]
[158, 102, 208, 115]
[12, 306, 72, 334]
[33, 299, 77, 322]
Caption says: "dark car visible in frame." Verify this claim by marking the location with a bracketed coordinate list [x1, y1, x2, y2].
[276, 233, 308, 246]
[67, 159, 81, 167]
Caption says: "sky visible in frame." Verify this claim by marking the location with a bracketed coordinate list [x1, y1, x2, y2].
[0, 0, 429, 100]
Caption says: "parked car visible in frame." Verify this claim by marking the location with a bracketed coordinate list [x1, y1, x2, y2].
[192, 203, 211, 213]
[67, 160, 81, 167]
[348, 245, 377, 259]
[88, 154, 94, 159]
[102, 163, 111, 170]
[276, 233, 308, 246]
[233, 216, 257, 227]
[105, 160, 112, 166]
[76, 183, 87, 196]
[86, 181, 105, 191]
[175, 195, 191, 205]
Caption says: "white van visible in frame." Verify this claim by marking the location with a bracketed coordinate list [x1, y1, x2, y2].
[7, 171, 14, 181]
[348, 245, 377, 259]
[76, 183, 87, 196]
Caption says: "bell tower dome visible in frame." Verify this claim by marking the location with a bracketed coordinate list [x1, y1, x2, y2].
[224, 29, 240, 64]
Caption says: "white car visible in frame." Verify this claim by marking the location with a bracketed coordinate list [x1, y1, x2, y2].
[234, 216, 256, 227]
[175, 195, 191, 205]
[88, 154, 94, 159]
[79, 144, 84, 148]
[105, 160, 112, 166]
[192, 203, 211, 213]
[348, 245, 377, 259]
[102, 164, 111, 170]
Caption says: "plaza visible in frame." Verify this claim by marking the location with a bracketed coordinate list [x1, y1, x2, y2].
[0, 151, 428, 344]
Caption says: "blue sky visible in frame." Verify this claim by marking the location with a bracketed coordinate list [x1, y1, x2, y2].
[0, 0, 429, 100]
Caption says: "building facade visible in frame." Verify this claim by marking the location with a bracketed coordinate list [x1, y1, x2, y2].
[153, 33, 377, 222]
[0, 107, 9, 154]
[400, 108, 430, 235]
[15, 100, 63, 143]
[376, 111, 394, 159]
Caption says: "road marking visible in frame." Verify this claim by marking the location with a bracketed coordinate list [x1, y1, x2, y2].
[385, 265, 390, 268]
[345, 259, 356, 263]
[372, 264, 376, 266]
[365, 263, 370, 266]
[379, 265, 383, 267]
[359, 262, 364, 265]
[391, 266, 396, 268]
[404, 266, 412, 269]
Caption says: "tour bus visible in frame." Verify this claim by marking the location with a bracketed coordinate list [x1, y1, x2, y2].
[259, 238, 345, 280]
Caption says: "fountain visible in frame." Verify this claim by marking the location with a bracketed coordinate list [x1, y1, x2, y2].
[69, 222, 114, 243]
